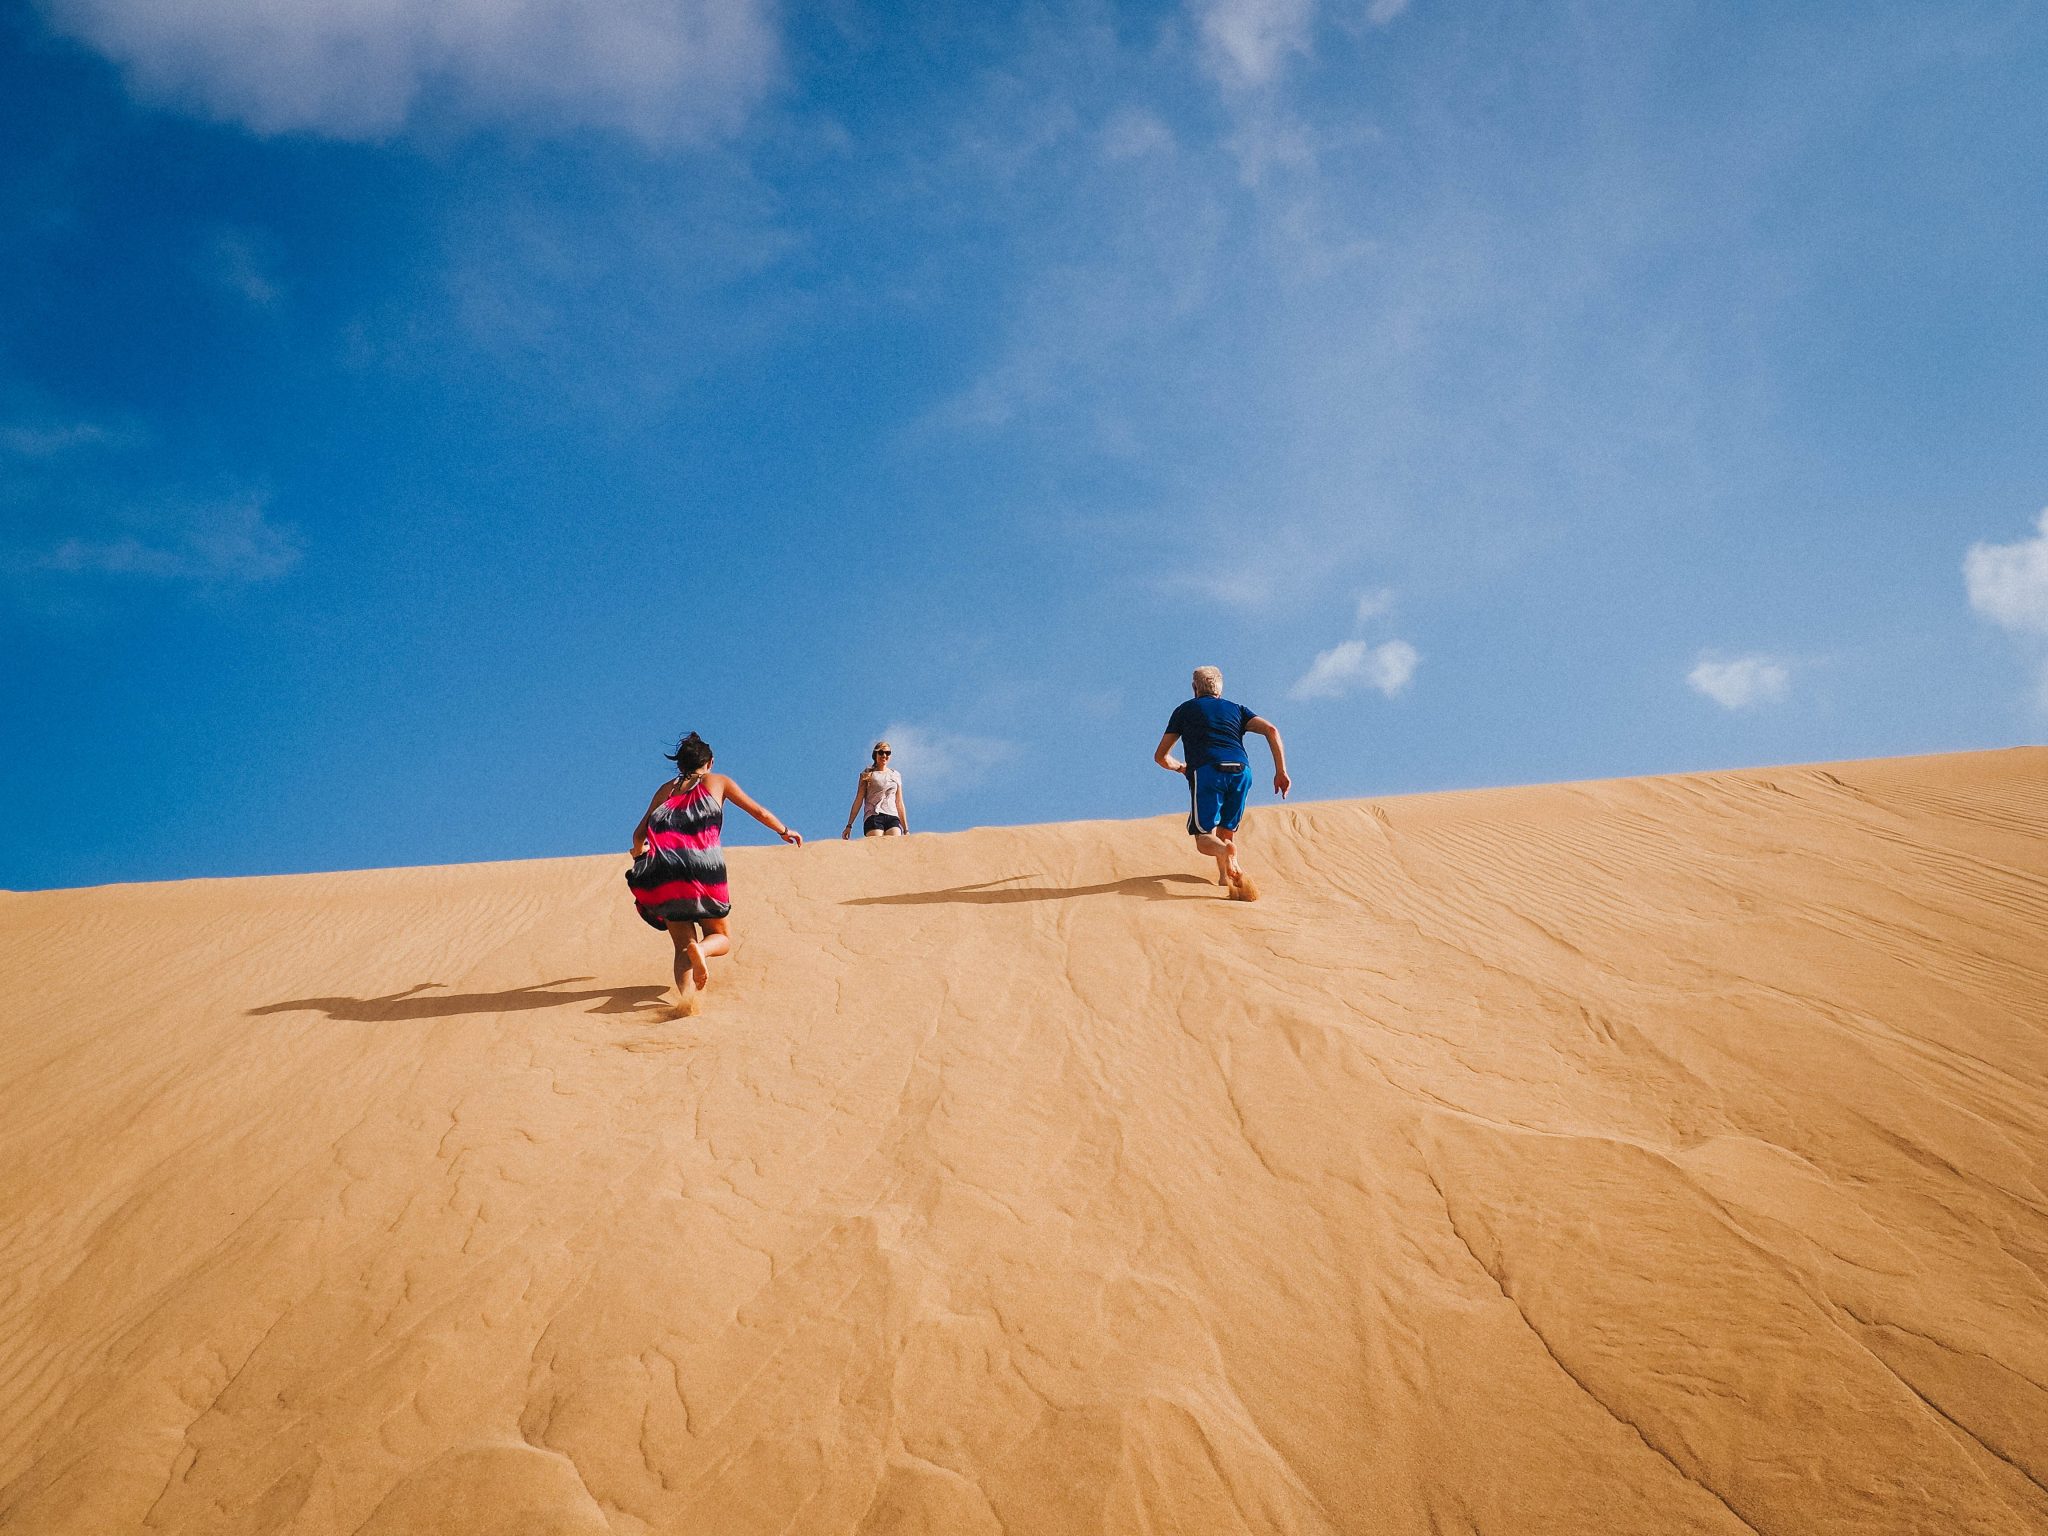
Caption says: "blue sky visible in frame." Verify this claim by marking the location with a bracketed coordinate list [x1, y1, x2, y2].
[4, 0, 2046, 890]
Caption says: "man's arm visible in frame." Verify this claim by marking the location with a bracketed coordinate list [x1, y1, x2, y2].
[1154, 731, 1185, 774]
[1247, 717, 1290, 797]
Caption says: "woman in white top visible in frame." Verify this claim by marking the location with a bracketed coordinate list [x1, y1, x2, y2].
[843, 741, 909, 839]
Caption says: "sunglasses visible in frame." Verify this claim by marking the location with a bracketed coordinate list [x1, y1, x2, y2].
[874, 750, 892, 757]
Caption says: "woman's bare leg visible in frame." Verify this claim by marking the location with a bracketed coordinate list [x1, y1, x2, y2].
[689, 919, 732, 998]
[663, 920, 731, 1014]
[666, 924, 699, 1012]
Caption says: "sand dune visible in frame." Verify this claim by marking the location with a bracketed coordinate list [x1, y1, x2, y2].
[3, 749, 2047, 1534]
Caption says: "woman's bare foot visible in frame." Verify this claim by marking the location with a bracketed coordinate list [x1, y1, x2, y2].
[684, 937, 710, 993]
[670, 982, 701, 1018]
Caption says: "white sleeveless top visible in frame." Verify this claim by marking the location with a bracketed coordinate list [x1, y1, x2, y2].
[860, 768, 902, 818]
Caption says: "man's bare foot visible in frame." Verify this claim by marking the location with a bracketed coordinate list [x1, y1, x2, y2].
[1228, 871, 1261, 902]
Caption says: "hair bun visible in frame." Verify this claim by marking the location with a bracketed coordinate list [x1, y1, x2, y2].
[666, 731, 714, 772]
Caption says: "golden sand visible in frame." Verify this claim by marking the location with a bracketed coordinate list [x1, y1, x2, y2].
[3, 749, 2046, 1533]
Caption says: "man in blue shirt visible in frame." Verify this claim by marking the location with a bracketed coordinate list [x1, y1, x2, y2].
[1153, 665, 1290, 900]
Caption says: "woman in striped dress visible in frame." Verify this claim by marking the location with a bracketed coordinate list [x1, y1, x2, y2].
[628, 732, 802, 1013]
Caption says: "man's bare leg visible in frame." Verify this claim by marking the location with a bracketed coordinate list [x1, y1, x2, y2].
[1224, 829, 1258, 900]
[1194, 830, 1241, 886]
[1196, 829, 1258, 900]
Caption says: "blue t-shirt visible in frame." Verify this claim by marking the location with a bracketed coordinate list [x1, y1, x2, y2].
[1166, 696, 1258, 772]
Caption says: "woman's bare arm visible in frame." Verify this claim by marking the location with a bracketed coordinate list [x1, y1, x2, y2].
[631, 777, 679, 855]
[844, 772, 869, 839]
[715, 775, 803, 846]
[894, 779, 910, 834]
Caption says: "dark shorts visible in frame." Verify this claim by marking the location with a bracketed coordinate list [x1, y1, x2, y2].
[863, 813, 902, 834]
[1187, 763, 1250, 835]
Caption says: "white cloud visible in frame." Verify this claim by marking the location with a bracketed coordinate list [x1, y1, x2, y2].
[1366, 0, 1410, 24]
[1283, 589, 1408, 702]
[875, 722, 1016, 801]
[1197, 0, 1315, 89]
[1687, 655, 1789, 710]
[1289, 638, 1418, 700]
[1354, 586, 1395, 623]
[34, 495, 301, 584]
[1966, 509, 2048, 711]
[41, 0, 779, 142]
[1964, 509, 2048, 638]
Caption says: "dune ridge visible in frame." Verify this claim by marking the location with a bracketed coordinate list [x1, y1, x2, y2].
[3, 748, 2047, 1534]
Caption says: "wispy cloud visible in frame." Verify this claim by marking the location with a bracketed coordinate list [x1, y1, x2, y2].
[1197, 0, 1316, 90]
[428, 162, 803, 412]
[1100, 107, 1176, 162]
[1354, 586, 1396, 623]
[31, 495, 301, 585]
[205, 229, 281, 307]
[918, 8, 1709, 616]
[42, 0, 779, 142]
[875, 721, 1016, 802]
[1687, 655, 1790, 710]
[1290, 638, 1418, 700]
[1, 421, 121, 457]
[1965, 508, 2048, 708]
[1194, 0, 1407, 93]
[1153, 566, 1278, 612]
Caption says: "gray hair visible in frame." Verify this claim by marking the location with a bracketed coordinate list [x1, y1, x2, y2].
[1191, 666, 1223, 697]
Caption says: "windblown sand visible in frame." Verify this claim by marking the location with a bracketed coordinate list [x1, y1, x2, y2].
[4, 750, 2047, 1534]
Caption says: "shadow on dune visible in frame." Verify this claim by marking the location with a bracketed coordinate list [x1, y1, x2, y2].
[249, 978, 672, 1021]
[844, 873, 1215, 907]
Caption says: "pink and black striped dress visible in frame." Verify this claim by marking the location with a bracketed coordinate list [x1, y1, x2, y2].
[627, 775, 733, 929]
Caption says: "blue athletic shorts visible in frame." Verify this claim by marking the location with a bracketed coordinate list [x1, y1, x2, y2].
[1187, 762, 1251, 835]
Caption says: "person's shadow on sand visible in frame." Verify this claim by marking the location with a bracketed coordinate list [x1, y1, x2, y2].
[249, 978, 671, 1021]
[844, 873, 1214, 907]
